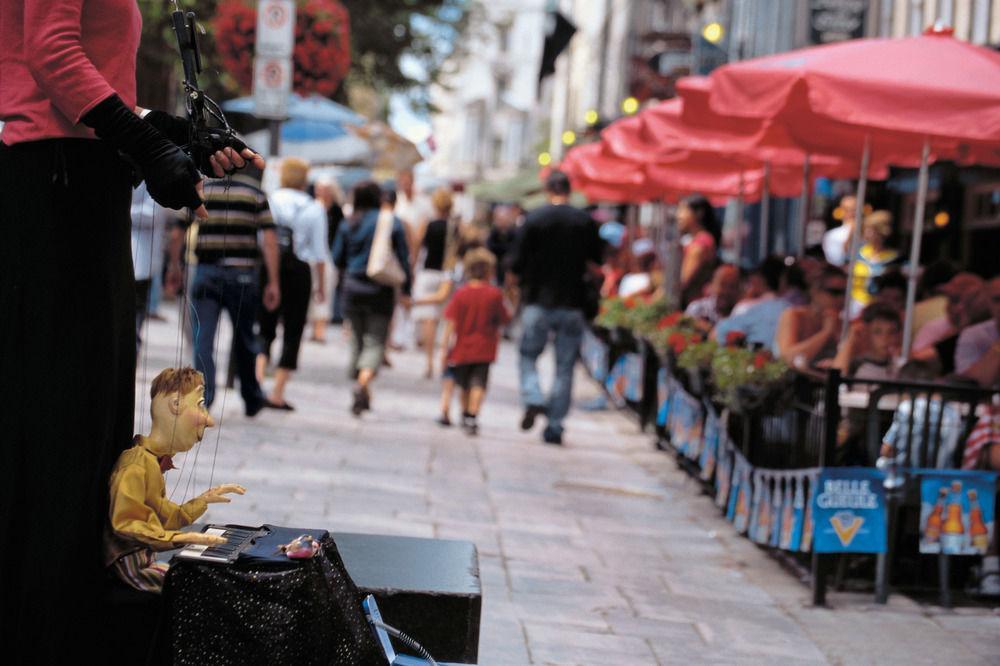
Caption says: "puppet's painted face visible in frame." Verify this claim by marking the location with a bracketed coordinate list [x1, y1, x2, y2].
[171, 385, 215, 453]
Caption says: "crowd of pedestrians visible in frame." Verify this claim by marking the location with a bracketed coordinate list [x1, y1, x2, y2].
[142, 170, 1000, 453]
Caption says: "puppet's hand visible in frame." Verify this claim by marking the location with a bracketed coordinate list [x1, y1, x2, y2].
[172, 532, 227, 546]
[199, 484, 247, 504]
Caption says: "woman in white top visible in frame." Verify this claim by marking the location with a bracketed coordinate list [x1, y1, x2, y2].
[258, 157, 328, 409]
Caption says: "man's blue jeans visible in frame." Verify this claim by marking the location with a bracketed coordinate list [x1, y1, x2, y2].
[519, 304, 585, 436]
[190, 264, 265, 410]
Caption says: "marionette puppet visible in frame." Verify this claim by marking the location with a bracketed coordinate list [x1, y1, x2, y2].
[105, 367, 246, 592]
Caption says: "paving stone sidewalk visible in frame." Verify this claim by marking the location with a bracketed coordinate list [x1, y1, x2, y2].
[137, 305, 1000, 665]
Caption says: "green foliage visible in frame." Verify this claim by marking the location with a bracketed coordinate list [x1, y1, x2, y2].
[710, 346, 792, 412]
[595, 296, 669, 334]
[676, 338, 718, 372]
[341, 0, 468, 113]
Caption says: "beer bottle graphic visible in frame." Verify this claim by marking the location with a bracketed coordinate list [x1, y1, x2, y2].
[923, 487, 948, 544]
[968, 489, 990, 552]
[940, 481, 966, 553]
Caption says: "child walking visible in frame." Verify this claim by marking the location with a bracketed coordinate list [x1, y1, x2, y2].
[439, 248, 511, 435]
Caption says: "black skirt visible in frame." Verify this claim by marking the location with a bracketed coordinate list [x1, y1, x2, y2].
[0, 138, 136, 662]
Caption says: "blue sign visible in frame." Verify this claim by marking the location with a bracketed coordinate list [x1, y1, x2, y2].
[655, 368, 670, 427]
[812, 468, 887, 554]
[605, 352, 642, 405]
[699, 404, 720, 481]
[919, 470, 997, 556]
[581, 330, 608, 383]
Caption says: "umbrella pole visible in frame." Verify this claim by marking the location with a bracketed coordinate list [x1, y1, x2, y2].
[735, 171, 745, 267]
[841, 136, 871, 342]
[901, 139, 931, 360]
[759, 162, 771, 260]
[798, 156, 811, 256]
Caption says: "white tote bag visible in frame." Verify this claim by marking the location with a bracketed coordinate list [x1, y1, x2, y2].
[366, 209, 406, 288]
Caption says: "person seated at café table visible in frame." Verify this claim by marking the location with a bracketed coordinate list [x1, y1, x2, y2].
[685, 263, 741, 330]
[728, 255, 784, 316]
[832, 302, 902, 381]
[913, 273, 989, 356]
[957, 276, 1000, 388]
[617, 238, 658, 298]
[712, 256, 791, 354]
[775, 264, 849, 370]
[871, 269, 907, 314]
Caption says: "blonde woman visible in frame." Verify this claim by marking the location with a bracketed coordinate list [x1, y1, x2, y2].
[411, 188, 458, 378]
[257, 157, 328, 410]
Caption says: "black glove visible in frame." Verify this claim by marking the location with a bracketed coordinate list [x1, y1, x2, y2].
[82, 95, 203, 211]
[145, 110, 252, 176]
[142, 110, 190, 147]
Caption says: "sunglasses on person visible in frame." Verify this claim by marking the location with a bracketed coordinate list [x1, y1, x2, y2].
[821, 283, 846, 295]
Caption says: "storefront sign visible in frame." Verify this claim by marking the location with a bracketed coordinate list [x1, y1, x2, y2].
[919, 471, 997, 556]
[809, 0, 866, 45]
[812, 468, 887, 553]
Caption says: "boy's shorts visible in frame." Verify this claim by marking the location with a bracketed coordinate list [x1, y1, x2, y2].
[451, 363, 490, 391]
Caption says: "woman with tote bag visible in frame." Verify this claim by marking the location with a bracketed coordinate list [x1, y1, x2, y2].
[332, 180, 412, 414]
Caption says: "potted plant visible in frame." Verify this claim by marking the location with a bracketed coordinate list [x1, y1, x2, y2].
[677, 336, 717, 397]
[710, 337, 792, 415]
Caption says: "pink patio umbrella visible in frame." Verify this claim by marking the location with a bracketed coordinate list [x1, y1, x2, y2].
[686, 28, 1000, 354]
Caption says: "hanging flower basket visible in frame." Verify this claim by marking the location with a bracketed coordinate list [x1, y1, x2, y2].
[214, 0, 351, 97]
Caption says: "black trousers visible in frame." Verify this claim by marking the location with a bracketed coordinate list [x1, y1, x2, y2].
[0, 139, 136, 662]
[258, 253, 312, 370]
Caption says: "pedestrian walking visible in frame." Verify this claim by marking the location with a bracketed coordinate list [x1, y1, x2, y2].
[257, 157, 328, 410]
[412, 187, 458, 378]
[508, 170, 603, 445]
[312, 177, 346, 333]
[332, 180, 412, 415]
[438, 248, 511, 435]
[171, 166, 281, 414]
[131, 181, 175, 357]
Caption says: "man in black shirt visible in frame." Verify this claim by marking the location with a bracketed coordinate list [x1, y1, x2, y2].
[509, 171, 602, 445]
[167, 167, 280, 415]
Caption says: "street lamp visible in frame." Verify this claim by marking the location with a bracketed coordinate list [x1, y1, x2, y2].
[538, 152, 552, 167]
[561, 130, 576, 145]
[621, 97, 639, 115]
[584, 109, 599, 125]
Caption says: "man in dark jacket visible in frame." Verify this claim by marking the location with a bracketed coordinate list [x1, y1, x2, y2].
[508, 171, 602, 445]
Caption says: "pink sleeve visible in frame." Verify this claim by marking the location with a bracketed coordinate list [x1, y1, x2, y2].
[24, 0, 117, 122]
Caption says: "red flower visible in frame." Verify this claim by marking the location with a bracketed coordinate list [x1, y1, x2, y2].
[725, 331, 747, 347]
[668, 331, 688, 354]
[623, 297, 637, 309]
[663, 312, 682, 327]
[752, 352, 769, 369]
[214, 0, 351, 96]
[691, 333, 703, 345]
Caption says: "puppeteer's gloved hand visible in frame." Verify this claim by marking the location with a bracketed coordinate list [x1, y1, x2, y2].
[143, 110, 265, 177]
[198, 483, 246, 504]
[81, 94, 207, 217]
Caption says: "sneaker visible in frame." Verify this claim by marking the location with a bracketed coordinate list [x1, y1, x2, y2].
[463, 420, 479, 436]
[437, 414, 452, 427]
[520, 404, 547, 431]
[542, 427, 563, 446]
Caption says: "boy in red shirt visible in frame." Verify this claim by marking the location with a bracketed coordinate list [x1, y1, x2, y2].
[440, 248, 511, 435]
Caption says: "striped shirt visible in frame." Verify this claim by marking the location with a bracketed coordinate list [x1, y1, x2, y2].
[188, 172, 274, 265]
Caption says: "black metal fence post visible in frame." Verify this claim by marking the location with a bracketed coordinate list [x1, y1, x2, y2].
[812, 369, 841, 606]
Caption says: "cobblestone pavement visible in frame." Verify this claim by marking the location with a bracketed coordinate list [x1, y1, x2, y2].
[138, 305, 1000, 665]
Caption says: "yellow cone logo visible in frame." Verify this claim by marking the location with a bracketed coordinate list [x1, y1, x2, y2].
[830, 511, 864, 546]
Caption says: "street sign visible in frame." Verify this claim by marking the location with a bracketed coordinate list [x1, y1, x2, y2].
[253, 0, 295, 120]
[252, 57, 292, 119]
[255, 0, 295, 57]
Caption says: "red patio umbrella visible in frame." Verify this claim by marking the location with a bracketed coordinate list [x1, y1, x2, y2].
[687, 29, 1000, 354]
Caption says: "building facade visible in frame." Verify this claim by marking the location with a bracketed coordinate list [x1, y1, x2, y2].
[428, 1, 548, 183]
